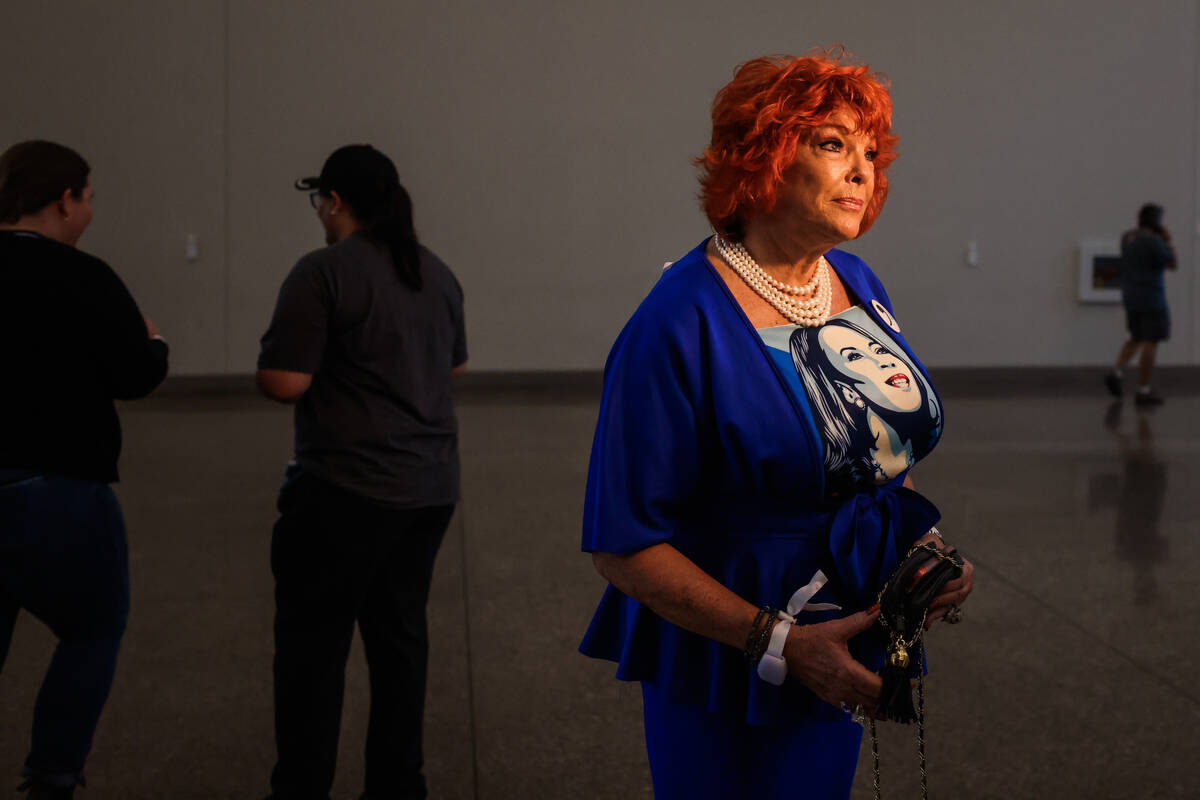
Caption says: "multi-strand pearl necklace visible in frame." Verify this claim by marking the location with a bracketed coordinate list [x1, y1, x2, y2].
[714, 235, 832, 327]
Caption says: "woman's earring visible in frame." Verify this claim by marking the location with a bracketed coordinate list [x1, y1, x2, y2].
[840, 385, 866, 410]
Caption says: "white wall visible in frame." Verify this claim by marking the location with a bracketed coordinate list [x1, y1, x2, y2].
[3, 0, 1197, 373]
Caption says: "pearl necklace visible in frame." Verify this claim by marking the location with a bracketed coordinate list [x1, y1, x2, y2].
[714, 235, 833, 327]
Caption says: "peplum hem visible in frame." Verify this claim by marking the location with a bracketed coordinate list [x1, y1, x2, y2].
[579, 484, 941, 727]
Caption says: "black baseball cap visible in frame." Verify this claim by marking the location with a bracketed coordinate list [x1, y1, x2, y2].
[294, 144, 399, 205]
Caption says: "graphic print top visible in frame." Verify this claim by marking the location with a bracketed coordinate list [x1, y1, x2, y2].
[758, 305, 943, 498]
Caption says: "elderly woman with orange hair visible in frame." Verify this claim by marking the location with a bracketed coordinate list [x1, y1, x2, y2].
[579, 52, 973, 798]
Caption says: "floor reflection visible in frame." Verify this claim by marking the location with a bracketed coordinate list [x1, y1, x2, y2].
[1100, 400, 1169, 605]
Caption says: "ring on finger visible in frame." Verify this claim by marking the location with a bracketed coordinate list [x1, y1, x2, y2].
[943, 604, 964, 625]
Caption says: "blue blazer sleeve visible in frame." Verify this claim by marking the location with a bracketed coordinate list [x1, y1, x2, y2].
[582, 285, 707, 555]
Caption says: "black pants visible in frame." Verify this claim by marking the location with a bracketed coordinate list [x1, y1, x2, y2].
[268, 470, 453, 800]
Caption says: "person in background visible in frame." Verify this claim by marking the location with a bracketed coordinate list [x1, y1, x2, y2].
[1105, 203, 1176, 406]
[257, 144, 467, 800]
[0, 140, 169, 800]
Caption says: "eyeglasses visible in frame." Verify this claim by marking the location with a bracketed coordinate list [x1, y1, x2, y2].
[309, 191, 325, 210]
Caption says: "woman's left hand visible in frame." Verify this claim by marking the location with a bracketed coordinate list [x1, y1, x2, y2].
[913, 530, 974, 629]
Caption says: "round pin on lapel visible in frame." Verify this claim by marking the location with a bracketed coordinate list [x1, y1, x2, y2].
[871, 299, 901, 333]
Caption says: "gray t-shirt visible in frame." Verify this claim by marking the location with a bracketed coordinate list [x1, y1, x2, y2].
[259, 233, 466, 508]
[1119, 228, 1174, 312]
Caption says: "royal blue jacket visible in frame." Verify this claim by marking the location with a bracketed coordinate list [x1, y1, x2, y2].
[579, 239, 943, 726]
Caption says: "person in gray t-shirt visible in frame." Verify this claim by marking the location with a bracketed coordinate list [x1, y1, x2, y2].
[1105, 203, 1176, 406]
[256, 144, 466, 800]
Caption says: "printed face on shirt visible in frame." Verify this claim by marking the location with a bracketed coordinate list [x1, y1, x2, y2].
[818, 324, 921, 412]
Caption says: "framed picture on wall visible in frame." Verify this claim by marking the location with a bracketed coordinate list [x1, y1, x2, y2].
[1078, 239, 1122, 303]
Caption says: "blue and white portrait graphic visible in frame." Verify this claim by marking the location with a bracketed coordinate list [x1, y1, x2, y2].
[789, 307, 941, 492]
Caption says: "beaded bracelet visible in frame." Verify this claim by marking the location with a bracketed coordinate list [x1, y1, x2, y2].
[751, 613, 778, 665]
[744, 606, 779, 665]
[744, 606, 771, 661]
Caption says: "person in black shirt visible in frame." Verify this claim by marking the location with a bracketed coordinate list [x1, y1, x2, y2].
[0, 141, 168, 800]
[257, 145, 466, 800]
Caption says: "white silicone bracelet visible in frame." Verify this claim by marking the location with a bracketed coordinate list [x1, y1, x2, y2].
[756, 617, 793, 686]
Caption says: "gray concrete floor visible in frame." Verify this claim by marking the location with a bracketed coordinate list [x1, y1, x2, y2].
[2, 385, 1198, 798]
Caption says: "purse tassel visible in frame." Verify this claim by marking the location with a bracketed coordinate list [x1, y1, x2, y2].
[878, 634, 918, 723]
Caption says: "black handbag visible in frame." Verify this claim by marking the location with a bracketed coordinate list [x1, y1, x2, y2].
[865, 540, 965, 799]
[875, 541, 964, 721]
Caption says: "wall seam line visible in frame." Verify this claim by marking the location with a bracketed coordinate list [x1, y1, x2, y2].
[1195, 0, 1199, 364]
[222, 0, 232, 371]
[1192, 0, 1200, 364]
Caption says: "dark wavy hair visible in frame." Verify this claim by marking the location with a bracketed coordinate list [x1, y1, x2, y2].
[0, 140, 90, 224]
[790, 317, 941, 493]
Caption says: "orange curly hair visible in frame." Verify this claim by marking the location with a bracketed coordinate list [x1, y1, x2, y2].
[695, 50, 899, 241]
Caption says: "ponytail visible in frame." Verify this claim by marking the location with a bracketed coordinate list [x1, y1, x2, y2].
[365, 183, 421, 290]
[318, 145, 422, 290]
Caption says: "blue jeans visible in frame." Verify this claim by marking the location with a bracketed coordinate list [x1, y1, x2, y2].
[0, 472, 130, 787]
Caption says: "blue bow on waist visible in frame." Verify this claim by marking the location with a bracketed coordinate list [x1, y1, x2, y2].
[827, 483, 941, 608]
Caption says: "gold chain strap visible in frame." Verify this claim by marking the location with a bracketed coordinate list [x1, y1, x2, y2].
[869, 718, 881, 799]
[868, 542, 960, 796]
[917, 663, 928, 798]
[869, 641, 930, 800]
[868, 541, 959, 798]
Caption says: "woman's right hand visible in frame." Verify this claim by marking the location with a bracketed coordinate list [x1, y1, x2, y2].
[783, 608, 882, 713]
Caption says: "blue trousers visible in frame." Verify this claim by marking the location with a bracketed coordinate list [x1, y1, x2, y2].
[0, 473, 130, 787]
[641, 681, 864, 800]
